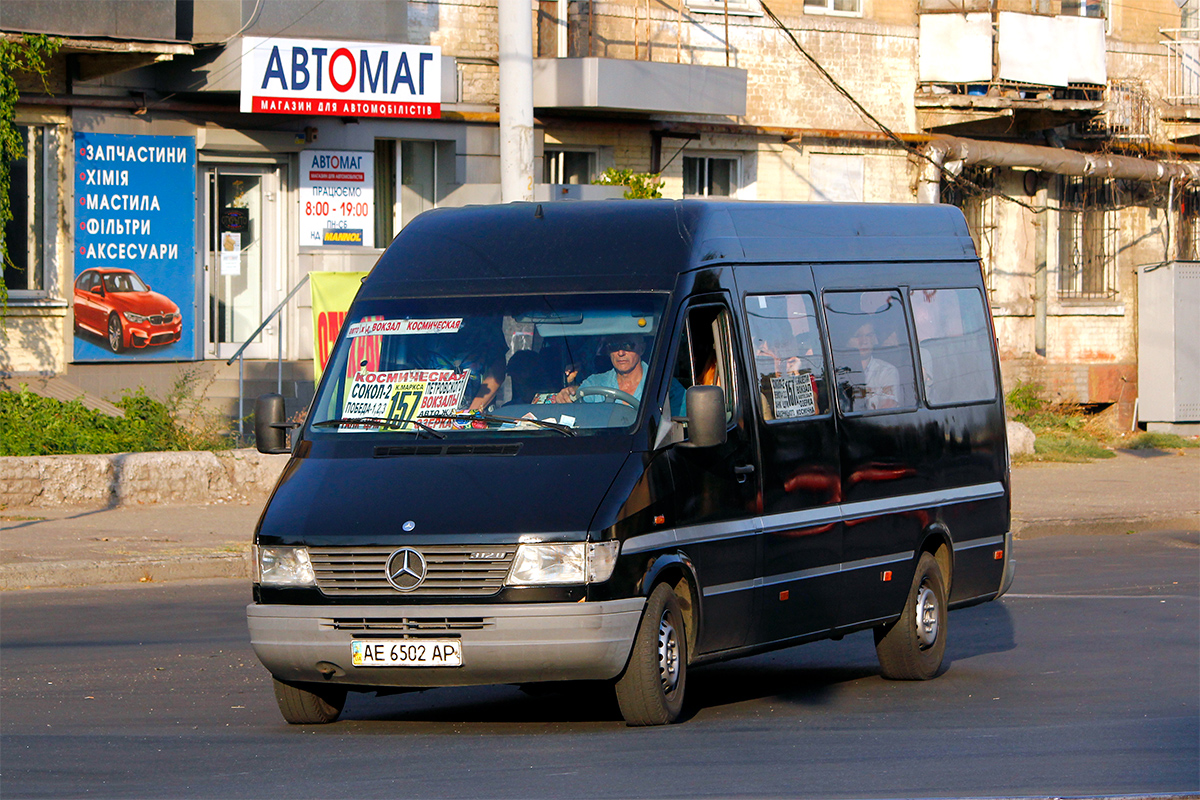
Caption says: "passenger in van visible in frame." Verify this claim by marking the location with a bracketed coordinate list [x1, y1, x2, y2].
[503, 349, 556, 405]
[847, 322, 899, 410]
[437, 318, 508, 411]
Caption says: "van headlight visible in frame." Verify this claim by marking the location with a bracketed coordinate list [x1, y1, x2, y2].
[254, 545, 316, 587]
[505, 541, 620, 586]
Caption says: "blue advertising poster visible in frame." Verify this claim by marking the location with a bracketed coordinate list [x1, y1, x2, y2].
[73, 133, 196, 361]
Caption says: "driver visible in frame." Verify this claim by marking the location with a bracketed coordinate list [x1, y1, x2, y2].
[554, 335, 647, 408]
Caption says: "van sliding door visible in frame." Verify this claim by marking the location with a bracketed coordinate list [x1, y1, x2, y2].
[736, 269, 842, 645]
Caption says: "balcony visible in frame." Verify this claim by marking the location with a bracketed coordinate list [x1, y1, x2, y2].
[532, 57, 747, 117]
[915, 11, 1105, 136]
[1162, 29, 1200, 123]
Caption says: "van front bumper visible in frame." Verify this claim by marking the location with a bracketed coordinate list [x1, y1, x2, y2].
[247, 598, 646, 688]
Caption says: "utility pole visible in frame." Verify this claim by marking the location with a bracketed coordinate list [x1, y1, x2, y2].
[499, 0, 535, 202]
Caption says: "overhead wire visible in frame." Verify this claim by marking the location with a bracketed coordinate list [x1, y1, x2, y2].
[758, 0, 1043, 212]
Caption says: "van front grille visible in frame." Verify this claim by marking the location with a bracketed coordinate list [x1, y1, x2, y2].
[320, 616, 492, 632]
[308, 545, 517, 597]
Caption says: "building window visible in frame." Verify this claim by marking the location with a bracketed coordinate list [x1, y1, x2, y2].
[375, 139, 438, 244]
[1058, 176, 1118, 300]
[685, 0, 762, 16]
[1061, 0, 1107, 17]
[3, 124, 55, 299]
[683, 156, 738, 198]
[1178, 188, 1200, 261]
[940, 167, 997, 297]
[803, 0, 862, 16]
[543, 149, 595, 185]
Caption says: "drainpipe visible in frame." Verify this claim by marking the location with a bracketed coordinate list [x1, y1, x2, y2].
[1034, 179, 1048, 358]
[498, 0, 535, 203]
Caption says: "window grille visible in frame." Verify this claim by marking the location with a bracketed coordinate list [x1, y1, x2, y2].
[940, 167, 997, 297]
[1058, 176, 1118, 300]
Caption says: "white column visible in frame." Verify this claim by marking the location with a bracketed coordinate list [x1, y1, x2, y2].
[499, 0, 535, 203]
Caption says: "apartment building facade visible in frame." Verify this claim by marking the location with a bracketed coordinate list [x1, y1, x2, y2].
[3, 0, 1197, 428]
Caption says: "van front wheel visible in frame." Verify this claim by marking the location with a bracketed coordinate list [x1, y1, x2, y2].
[874, 552, 947, 681]
[615, 582, 687, 726]
[272, 677, 347, 724]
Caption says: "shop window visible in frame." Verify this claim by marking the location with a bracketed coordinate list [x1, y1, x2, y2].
[375, 139, 437, 245]
[744, 293, 829, 421]
[3, 124, 55, 299]
[909, 288, 997, 406]
[543, 149, 595, 185]
[940, 167, 997, 297]
[803, 0, 862, 16]
[683, 156, 738, 198]
[823, 290, 917, 414]
[1058, 176, 1118, 300]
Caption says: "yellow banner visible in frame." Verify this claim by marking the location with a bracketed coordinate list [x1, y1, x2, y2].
[310, 271, 369, 382]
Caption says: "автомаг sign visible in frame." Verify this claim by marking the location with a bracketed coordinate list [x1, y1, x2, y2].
[240, 37, 441, 119]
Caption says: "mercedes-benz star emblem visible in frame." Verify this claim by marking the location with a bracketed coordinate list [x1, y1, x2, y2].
[385, 547, 427, 592]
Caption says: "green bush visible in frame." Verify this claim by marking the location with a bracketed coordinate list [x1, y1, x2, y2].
[593, 167, 664, 199]
[0, 385, 232, 456]
[1006, 381, 1046, 418]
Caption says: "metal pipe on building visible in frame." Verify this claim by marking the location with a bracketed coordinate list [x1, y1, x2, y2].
[917, 135, 1200, 202]
[498, 0, 535, 203]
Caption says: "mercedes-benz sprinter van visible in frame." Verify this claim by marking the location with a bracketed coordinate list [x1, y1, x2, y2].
[249, 201, 1014, 726]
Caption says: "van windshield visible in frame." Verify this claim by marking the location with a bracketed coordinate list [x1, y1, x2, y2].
[309, 293, 670, 436]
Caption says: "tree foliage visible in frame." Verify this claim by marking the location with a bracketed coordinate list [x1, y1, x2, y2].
[594, 167, 664, 199]
[1, 33, 61, 307]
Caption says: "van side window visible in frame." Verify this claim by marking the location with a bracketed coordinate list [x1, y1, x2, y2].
[744, 293, 828, 420]
[671, 305, 738, 423]
[823, 290, 917, 413]
[910, 288, 997, 406]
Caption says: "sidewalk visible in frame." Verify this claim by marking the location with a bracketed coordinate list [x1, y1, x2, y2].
[1, 449, 1196, 591]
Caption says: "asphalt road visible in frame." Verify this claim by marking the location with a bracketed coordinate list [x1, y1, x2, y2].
[2, 528, 1196, 800]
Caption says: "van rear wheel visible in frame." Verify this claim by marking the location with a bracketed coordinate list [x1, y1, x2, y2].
[615, 582, 687, 726]
[272, 677, 347, 724]
[874, 552, 947, 681]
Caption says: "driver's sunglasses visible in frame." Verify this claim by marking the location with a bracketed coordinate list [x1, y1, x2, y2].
[605, 340, 639, 353]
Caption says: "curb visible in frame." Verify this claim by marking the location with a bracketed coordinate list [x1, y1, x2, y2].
[0, 549, 252, 591]
[0, 449, 289, 509]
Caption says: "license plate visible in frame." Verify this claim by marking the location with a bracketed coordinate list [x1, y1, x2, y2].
[351, 639, 462, 668]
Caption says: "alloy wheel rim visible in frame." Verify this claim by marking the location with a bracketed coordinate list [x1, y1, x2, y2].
[108, 318, 121, 350]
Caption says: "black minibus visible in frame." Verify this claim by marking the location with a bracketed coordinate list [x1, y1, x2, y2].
[250, 200, 1014, 725]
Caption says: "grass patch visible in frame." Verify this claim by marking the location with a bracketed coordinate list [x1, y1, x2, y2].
[0, 375, 233, 456]
[1125, 432, 1200, 451]
[1032, 432, 1117, 462]
[1007, 381, 1117, 463]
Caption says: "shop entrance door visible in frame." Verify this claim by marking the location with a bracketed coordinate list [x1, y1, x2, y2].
[204, 164, 283, 360]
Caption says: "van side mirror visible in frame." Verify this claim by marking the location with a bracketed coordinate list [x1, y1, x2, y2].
[682, 385, 727, 448]
[255, 393, 291, 454]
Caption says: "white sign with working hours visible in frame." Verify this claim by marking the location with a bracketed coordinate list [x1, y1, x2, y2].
[240, 37, 441, 119]
[299, 150, 375, 248]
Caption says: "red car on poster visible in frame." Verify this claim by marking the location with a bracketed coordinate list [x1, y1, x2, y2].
[73, 267, 183, 354]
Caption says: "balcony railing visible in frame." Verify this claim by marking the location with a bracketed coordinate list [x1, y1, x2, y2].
[1162, 29, 1200, 106]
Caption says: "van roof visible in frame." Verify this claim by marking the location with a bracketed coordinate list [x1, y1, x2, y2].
[361, 200, 977, 298]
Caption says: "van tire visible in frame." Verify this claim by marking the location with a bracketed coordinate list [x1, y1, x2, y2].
[615, 582, 687, 726]
[272, 677, 347, 724]
[874, 552, 947, 681]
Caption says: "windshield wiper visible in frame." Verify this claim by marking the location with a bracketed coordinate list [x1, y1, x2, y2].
[312, 417, 447, 439]
[426, 413, 577, 437]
